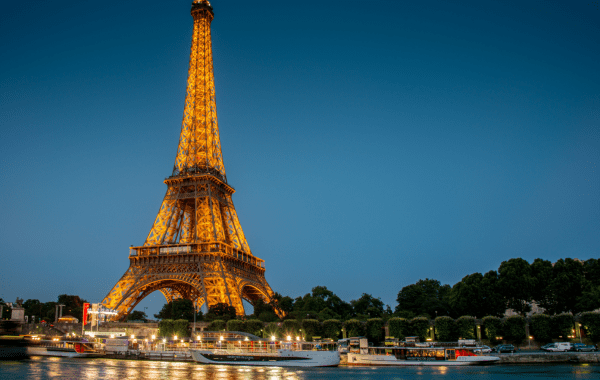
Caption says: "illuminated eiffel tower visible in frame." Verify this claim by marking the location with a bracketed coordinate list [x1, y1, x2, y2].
[103, 0, 277, 320]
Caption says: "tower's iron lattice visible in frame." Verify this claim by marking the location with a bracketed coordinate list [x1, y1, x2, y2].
[103, 0, 277, 320]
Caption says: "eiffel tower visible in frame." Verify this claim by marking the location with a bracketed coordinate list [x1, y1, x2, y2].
[103, 0, 277, 320]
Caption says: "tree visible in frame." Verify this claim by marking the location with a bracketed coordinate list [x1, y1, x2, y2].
[23, 299, 43, 321]
[388, 317, 410, 340]
[434, 316, 456, 342]
[292, 286, 352, 321]
[351, 293, 385, 320]
[126, 310, 148, 322]
[550, 258, 587, 314]
[252, 299, 278, 322]
[497, 258, 534, 315]
[410, 317, 430, 341]
[322, 319, 342, 340]
[57, 295, 88, 320]
[503, 315, 526, 343]
[205, 302, 236, 322]
[482, 316, 502, 343]
[530, 258, 555, 311]
[455, 316, 476, 339]
[154, 299, 200, 322]
[396, 279, 451, 317]
[366, 318, 385, 344]
[530, 314, 552, 342]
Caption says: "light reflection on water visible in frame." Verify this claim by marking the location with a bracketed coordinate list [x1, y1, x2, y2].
[1, 357, 599, 380]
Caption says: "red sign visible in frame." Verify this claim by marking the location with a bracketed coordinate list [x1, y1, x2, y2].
[83, 303, 90, 325]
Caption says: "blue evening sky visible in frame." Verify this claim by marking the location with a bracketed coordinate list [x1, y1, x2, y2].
[1, 0, 598, 316]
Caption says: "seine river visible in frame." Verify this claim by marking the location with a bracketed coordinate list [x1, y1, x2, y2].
[1, 357, 599, 380]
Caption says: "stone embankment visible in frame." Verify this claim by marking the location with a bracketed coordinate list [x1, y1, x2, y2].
[497, 352, 600, 364]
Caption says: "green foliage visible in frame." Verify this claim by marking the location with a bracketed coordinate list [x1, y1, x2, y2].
[173, 319, 189, 337]
[482, 316, 502, 342]
[503, 315, 526, 343]
[253, 299, 278, 322]
[265, 322, 282, 339]
[154, 299, 199, 322]
[410, 317, 430, 341]
[301, 319, 321, 341]
[57, 295, 88, 321]
[344, 319, 365, 337]
[351, 294, 385, 319]
[551, 313, 574, 339]
[244, 319, 264, 337]
[292, 286, 352, 322]
[456, 316, 476, 340]
[205, 303, 237, 322]
[549, 259, 587, 314]
[126, 310, 148, 322]
[396, 279, 451, 318]
[158, 319, 174, 337]
[282, 319, 300, 336]
[498, 258, 534, 315]
[530, 314, 552, 342]
[449, 272, 505, 318]
[207, 319, 226, 331]
[434, 316, 456, 342]
[226, 319, 245, 332]
[579, 312, 600, 342]
[366, 318, 385, 343]
[388, 317, 409, 340]
[322, 319, 342, 340]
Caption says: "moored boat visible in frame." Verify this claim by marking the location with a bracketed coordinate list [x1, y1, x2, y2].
[191, 348, 339, 367]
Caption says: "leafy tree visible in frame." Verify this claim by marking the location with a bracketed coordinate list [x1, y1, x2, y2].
[272, 293, 295, 315]
[282, 319, 300, 336]
[322, 319, 342, 340]
[154, 299, 200, 322]
[207, 319, 226, 331]
[530, 258, 555, 311]
[57, 295, 88, 320]
[530, 314, 552, 342]
[158, 319, 174, 337]
[0, 298, 10, 320]
[244, 319, 264, 337]
[576, 285, 600, 312]
[292, 286, 352, 321]
[265, 322, 282, 339]
[205, 302, 237, 322]
[550, 258, 588, 314]
[456, 316, 476, 340]
[173, 319, 189, 337]
[482, 316, 502, 343]
[434, 316, 456, 342]
[351, 294, 385, 320]
[503, 315, 526, 343]
[366, 318, 385, 344]
[126, 310, 148, 322]
[497, 258, 534, 316]
[388, 317, 410, 340]
[23, 299, 43, 321]
[226, 319, 245, 332]
[344, 319, 365, 337]
[449, 273, 504, 318]
[410, 317, 430, 341]
[396, 279, 451, 318]
[583, 259, 600, 287]
[579, 312, 600, 342]
[551, 313, 574, 339]
[301, 319, 321, 341]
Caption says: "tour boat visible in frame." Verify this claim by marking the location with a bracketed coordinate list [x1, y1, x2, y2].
[27, 340, 103, 358]
[191, 341, 340, 367]
[340, 338, 500, 366]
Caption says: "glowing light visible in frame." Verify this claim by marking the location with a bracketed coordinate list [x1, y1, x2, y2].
[151, 335, 156, 340]
[131, 334, 135, 339]
[287, 336, 291, 341]
[271, 336, 276, 341]
[174, 335, 178, 340]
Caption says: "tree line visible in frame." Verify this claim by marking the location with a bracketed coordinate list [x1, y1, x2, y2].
[1, 295, 88, 323]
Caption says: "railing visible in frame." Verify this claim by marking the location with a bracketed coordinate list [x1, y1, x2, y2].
[129, 243, 265, 269]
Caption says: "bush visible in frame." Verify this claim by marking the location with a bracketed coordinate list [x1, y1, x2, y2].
[366, 318, 385, 344]
[207, 319, 226, 331]
[456, 316, 476, 340]
[245, 319, 264, 337]
[344, 319, 365, 337]
[482, 316, 502, 343]
[388, 317, 409, 340]
[322, 319, 342, 340]
[282, 319, 300, 336]
[226, 319, 245, 332]
[265, 322, 282, 339]
[503, 315, 526, 343]
[530, 314, 552, 342]
[158, 319, 174, 337]
[410, 317, 430, 342]
[301, 319, 321, 341]
[173, 319, 189, 337]
[580, 312, 600, 342]
[552, 313, 574, 339]
[435, 316, 456, 342]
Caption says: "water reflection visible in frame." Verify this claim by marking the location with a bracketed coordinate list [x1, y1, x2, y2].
[2, 358, 600, 380]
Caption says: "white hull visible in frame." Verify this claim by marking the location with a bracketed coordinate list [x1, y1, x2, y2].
[191, 349, 340, 367]
[347, 353, 500, 366]
[27, 347, 102, 358]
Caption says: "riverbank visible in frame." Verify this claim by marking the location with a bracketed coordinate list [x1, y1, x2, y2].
[497, 352, 600, 364]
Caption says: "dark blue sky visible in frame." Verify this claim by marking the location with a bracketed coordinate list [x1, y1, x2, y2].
[1, 0, 598, 317]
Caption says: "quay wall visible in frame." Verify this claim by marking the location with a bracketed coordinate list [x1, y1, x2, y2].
[498, 352, 600, 364]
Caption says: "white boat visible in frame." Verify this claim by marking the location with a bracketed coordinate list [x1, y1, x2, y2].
[27, 340, 104, 358]
[190, 340, 340, 367]
[340, 337, 499, 366]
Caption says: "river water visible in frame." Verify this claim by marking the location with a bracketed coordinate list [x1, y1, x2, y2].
[1, 357, 599, 380]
